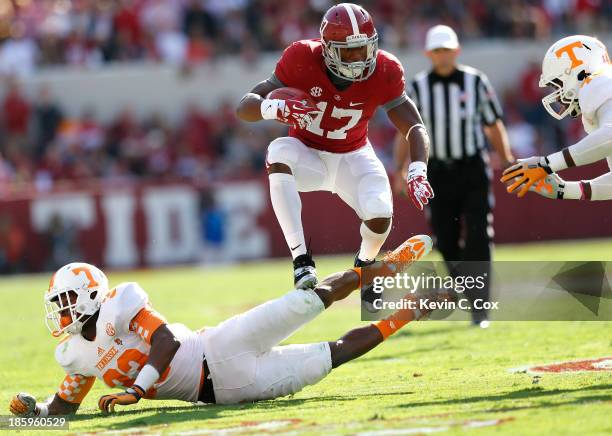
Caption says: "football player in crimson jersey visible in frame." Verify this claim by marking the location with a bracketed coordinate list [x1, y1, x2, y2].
[10, 237, 439, 415]
[237, 3, 433, 292]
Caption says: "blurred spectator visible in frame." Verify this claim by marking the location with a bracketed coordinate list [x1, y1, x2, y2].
[0, 215, 26, 273]
[199, 188, 227, 264]
[43, 214, 82, 271]
[0, 21, 37, 77]
[0, 0, 609, 69]
[32, 85, 63, 159]
[2, 79, 30, 138]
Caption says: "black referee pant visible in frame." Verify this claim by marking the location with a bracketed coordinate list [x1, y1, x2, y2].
[427, 154, 491, 322]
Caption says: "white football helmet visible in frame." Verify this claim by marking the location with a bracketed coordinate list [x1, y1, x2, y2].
[44, 262, 109, 337]
[540, 35, 610, 120]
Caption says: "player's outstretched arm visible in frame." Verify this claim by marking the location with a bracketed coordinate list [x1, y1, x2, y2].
[98, 313, 180, 413]
[530, 169, 612, 201]
[388, 100, 434, 210]
[10, 386, 88, 417]
[235, 79, 283, 122]
[502, 100, 612, 197]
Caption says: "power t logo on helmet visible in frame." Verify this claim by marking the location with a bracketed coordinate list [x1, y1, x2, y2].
[320, 3, 378, 82]
[539, 35, 610, 120]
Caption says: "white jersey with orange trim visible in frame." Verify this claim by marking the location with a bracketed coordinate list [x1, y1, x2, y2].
[574, 65, 612, 199]
[54, 282, 205, 403]
[579, 65, 612, 134]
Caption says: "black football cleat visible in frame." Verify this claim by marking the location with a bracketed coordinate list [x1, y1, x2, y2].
[293, 253, 317, 289]
[354, 255, 380, 313]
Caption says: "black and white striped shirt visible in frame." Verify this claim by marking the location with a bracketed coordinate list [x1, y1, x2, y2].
[408, 65, 503, 160]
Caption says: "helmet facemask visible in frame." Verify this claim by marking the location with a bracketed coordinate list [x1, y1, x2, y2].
[539, 75, 581, 120]
[322, 33, 378, 82]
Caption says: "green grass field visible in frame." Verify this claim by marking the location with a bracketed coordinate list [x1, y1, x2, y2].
[1, 239, 611, 435]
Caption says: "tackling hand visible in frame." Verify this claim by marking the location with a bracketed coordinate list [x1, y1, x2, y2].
[529, 173, 566, 199]
[405, 162, 434, 210]
[501, 156, 553, 198]
[98, 385, 145, 414]
[9, 393, 38, 417]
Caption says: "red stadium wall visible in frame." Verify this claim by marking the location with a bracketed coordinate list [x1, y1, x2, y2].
[1, 164, 611, 271]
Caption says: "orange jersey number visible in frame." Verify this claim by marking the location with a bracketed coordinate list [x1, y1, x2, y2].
[102, 348, 169, 398]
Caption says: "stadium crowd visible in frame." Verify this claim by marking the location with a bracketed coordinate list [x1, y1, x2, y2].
[0, 0, 610, 75]
[0, 0, 606, 272]
[0, 64, 584, 193]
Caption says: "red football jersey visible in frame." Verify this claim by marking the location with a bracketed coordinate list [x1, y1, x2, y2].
[274, 39, 406, 153]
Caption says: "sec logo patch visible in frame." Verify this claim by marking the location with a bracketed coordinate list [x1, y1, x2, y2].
[105, 322, 115, 336]
[310, 86, 322, 97]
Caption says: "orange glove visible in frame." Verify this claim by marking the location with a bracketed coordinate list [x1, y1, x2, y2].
[98, 385, 145, 413]
[501, 156, 553, 198]
[9, 393, 37, 416]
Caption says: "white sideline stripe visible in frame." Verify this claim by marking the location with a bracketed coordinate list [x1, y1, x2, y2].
[343, 3, 360, 36]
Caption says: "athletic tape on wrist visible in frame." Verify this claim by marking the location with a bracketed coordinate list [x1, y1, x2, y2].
[133, 364, 160, 393]
[36, 403, 49, 417]
[261, 99, 281, 120]
[407, 161, 428, 180]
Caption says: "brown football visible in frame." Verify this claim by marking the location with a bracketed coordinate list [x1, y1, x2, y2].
[266, 87, 316, 108]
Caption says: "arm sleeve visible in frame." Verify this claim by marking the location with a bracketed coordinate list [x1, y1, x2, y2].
[382, 59, 409, 111]
[129, 305, 168, 344]
[477, 73, 503, 125]
[113, 283, 149, 335]
[547, 100, 612, 171]
[406, 80, 420, 110]
[588, 170, 612, 200]
[268, 73, 285, 88]
[57, 374, 95, 404]
[273, 42, 305, 87]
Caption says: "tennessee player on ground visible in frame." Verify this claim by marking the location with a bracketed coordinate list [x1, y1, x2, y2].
[501, 35, 612, 201]
[10, 235, 439, 415]
[236, 3, 432, 292]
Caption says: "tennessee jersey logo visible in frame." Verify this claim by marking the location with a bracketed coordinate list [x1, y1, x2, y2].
[105, 323, 115, 337]
[96, 346, 118, 371]
[310, 86, 322, 97]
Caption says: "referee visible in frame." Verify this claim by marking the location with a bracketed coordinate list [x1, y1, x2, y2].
[395, 25, 514, 327]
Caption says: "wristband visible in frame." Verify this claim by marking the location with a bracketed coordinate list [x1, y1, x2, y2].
[132, 364, 160, 393]
[407, 161, 427, 180]
[126, 385, 145, 400]
[36, 403, 49, 417]
[579, 181, 592, 200]
[546, 150, 569, 172]
[261, 99, 283, 120]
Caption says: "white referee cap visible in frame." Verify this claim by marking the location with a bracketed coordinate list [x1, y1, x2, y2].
[425, 25, 459, 50]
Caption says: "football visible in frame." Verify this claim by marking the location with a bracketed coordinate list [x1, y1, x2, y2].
[266, 87, 317, 108]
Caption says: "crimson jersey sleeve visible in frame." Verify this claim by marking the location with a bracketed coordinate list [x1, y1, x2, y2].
[378, 52, 408, 111]
[274, 41, 313, 88]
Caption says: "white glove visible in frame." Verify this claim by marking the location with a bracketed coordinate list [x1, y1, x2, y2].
[405, 161, 434, 210]
[529, 173, 566, 199]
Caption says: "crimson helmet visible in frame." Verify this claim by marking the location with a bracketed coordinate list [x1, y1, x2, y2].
[320, 3, 378, 82]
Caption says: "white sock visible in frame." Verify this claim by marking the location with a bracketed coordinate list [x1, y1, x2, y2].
[269, 173, 307, 259]
[358, 221, 391, 262]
